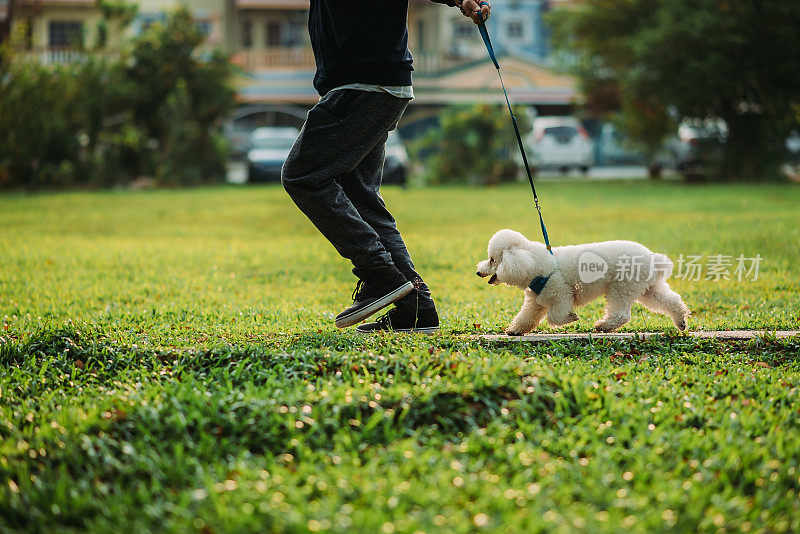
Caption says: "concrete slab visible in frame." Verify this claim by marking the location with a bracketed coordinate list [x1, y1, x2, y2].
[480, 330, 800, 342]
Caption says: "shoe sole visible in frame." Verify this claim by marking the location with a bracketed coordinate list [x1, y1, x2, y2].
[335, 281, 414, 329]
[355, 325, 440, 335]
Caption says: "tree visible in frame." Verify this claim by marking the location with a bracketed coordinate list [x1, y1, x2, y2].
[95, 0, 139, 50]
[0, 7, 235, 189]
[124, 8, 236, 185]
[614, 95, 675, 179]
[0, 56, 86, 188]
[551, 0, 800, 179]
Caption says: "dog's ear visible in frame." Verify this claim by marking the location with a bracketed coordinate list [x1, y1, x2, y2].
[497, 248, 532, 285]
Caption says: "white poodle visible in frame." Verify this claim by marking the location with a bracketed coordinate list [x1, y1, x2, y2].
[476, 229, 690, 335]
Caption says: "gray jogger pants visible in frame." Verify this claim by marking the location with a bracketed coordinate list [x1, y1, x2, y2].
[281, 89, 435, 310]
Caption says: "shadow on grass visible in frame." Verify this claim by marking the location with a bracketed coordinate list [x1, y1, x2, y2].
[2, 327, 799, 530]
[3, 328, 799, 383]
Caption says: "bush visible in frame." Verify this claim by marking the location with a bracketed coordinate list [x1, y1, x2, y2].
[409, 104, 531, 186]
[0, 58, 83, 188]
[0, 8, 236, 190]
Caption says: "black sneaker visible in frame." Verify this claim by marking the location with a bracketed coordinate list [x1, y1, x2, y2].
[335, 265, 414, 329]
[355, 306, 439, 334]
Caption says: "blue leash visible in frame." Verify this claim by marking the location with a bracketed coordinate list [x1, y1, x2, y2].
[478, 21, 553, 255]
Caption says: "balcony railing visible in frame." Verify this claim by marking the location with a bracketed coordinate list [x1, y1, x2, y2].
[230, 47, 315, 71]
[413, 51, 477, 74]
[15, 47, 95, 65]
[14, 45, 473, 75]
[235, 0, 309, 8]
[230, 48, 473, 74]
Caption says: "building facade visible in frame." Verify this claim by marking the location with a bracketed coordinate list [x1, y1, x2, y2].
[4, 0, 576, 113]
[426, 0, 553, 66]
[9, 0, 229, 62]
[228, 0, 314, 71]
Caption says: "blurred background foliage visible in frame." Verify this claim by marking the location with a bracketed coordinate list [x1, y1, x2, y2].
[409, 104, 531, 186]
[0, 7, 235, 190]
[549, 0, 800, 180]
[1, 1, 799, 189]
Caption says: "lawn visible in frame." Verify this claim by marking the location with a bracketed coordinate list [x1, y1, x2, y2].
[1, 181, 799, 532]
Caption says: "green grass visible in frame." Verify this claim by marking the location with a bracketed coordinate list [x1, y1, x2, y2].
[1, 181, 799, 532]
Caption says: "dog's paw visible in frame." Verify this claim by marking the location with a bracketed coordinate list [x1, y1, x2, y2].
[676, 320, 688, 332]
[505, 330, 524, 337]
[594, 321, 617, 333]
[547, 312, 579, 327]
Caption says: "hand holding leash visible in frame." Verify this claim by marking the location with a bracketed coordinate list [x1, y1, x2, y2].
[457, 0, 491, 24]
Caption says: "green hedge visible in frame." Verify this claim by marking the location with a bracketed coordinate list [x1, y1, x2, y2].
[409, 104, 531, 186]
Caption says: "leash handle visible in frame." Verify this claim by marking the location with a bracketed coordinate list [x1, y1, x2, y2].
[477, 22, 499, 69]
[478, 21, 553, 254]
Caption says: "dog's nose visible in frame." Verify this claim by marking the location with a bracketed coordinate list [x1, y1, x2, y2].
[476, 271, 486, 277]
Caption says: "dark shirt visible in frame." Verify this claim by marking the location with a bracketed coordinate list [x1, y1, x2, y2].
[309, 0, 456, 96]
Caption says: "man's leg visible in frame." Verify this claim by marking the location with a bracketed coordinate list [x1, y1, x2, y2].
[282, 90, 415, 327]
[340, 133, 436, 311]
[282, 90, 408, 269]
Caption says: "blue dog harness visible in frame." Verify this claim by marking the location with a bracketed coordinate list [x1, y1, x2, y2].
[528, 274, 551, 295]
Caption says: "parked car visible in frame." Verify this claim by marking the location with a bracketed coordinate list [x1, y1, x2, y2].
[526, 116, 594, 173]
[784, 130, 800, 162]
[782, 130, 800, 181]
[225, 105, 307, 159]
[596, 122, 647, 165]
[668, 119, 728, 179]
[247, 127, 299, 182]
[383, 130, 409, 185]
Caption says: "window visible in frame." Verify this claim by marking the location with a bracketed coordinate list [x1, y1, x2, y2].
[507, 21, 524, 40]
[136, 13, 167, 34]
[265, 21, 304, 48]
[195, 19, 212, 38]
[266, 22, 280, 47]
[48, 20, 83, 48]
[453, 21, 473, 39]
[283, 21, 303, 47]
[242, 19, 253, 49]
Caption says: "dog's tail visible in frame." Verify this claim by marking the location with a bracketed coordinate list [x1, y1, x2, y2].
[654, 253, 674, 280]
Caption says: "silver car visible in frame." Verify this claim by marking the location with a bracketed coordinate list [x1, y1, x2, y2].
[383, 130, 409, 185]
[246, 127, 299, 182]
